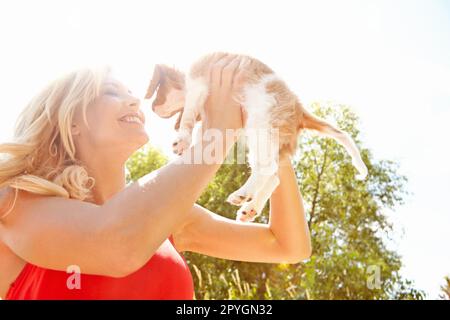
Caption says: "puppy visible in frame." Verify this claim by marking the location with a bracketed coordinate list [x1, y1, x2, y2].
[144, 52, 368, 222]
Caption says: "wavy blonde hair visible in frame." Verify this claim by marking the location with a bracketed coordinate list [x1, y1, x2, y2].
[0, 66, 112, 217]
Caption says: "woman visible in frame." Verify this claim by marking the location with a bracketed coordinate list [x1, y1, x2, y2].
[0, 55, 311, 299]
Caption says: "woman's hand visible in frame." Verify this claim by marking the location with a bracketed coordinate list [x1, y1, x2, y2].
[203, 54, 247, 132]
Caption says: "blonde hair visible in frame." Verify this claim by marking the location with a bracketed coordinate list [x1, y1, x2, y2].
[0, 66, 112, 217]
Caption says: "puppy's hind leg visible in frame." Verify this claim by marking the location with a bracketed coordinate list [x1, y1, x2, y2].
[227, 127, 279, 206]
[236, 173, 280, 222]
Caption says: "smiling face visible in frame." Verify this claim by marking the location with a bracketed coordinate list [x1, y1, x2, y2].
[71, 76, 149, 161]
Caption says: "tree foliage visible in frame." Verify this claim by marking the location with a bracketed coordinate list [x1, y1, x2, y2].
[440, 276, 450, 300]
[126, 102, 424, 300]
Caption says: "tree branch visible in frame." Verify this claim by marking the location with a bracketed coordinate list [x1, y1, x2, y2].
[308, 145, 329, 229]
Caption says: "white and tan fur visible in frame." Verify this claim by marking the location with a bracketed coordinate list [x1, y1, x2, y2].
[144, 52, 368, 222]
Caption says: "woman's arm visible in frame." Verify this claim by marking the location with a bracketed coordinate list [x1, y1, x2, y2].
[268, 155, 312, 259]
[0, 55, 246, 277]
[172, 155, 312, 263]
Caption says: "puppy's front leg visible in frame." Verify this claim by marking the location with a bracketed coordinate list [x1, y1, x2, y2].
[173, 76, 209, 155]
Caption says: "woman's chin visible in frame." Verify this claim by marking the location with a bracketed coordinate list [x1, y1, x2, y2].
[134, 131, 150, 147]
[122, 129, 149, 149]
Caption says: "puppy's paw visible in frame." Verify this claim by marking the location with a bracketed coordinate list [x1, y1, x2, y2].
[172, 131, 192, 156]
[236, 203, 259, 222]
[226, 189, 254, 206]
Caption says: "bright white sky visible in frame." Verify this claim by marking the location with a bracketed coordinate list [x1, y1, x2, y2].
[0, 0, 449, 299]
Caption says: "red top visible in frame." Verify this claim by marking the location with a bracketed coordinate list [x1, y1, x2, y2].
[5, 234, 194, 300]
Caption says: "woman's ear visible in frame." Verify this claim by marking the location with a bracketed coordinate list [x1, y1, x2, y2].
[71, 123, 81, 136]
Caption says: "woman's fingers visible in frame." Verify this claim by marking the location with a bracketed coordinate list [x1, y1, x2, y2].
[233, 69, 248, 90]
[221, 57, 241, 88]
[209, 54, 236, 92]
[203, 54, 249, 131]
[207, 54, 224, 86]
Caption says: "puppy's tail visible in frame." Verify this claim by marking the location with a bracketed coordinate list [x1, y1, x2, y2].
[300, 109, 368, 180]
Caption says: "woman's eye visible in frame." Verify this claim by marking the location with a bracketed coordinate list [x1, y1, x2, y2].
[104, 90, 119, 96]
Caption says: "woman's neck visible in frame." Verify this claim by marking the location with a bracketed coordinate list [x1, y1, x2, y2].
[84, 158, 127, 205]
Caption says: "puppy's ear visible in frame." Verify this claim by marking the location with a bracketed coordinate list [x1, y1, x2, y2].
[145, 64, 185, 106]
[144, 64, 163, 99]
[174, 109, 184, 131]
[160, 64, 186, 91]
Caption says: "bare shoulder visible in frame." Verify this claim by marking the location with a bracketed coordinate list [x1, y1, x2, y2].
[0, 187, 17, 220]
[0, 187, 48, 230]
[0, 237, 26, 299]
[0, 187, 29, 298]
[0, 187, 41, 225]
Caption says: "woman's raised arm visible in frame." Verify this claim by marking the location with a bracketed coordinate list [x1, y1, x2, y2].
[0, 55, 245, 277]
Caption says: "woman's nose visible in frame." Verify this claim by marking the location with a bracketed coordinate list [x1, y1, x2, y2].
[126, 95, 145, 123]
[128, 95, 141, 109]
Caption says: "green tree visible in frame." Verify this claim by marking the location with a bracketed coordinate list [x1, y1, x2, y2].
[126, 102, 424, 300]
[125, 144, 168, 183]
[440, 276, 450, 300]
